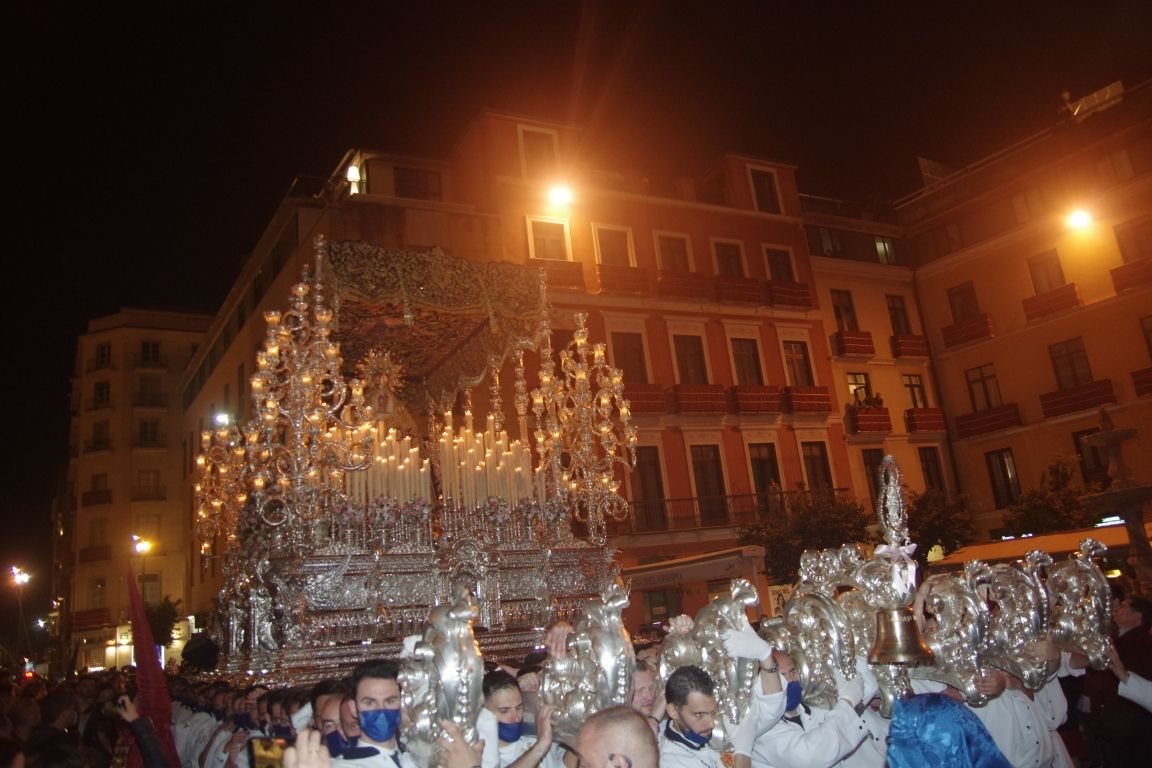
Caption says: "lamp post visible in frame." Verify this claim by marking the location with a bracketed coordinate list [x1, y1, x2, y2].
[10, 566, 31, 658]
[132, 535, 152, 577]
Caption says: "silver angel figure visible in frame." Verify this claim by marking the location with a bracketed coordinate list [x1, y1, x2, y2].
[692, 578, 762, 748]
[912, 560, 994, 705]
[426, 584, 485, 742]
[1047, 538, 1113, 670]
[399, 639, 440, 766]
[983, 551, 1053, 690]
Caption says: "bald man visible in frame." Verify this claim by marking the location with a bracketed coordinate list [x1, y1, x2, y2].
[574, 706, 658, 768]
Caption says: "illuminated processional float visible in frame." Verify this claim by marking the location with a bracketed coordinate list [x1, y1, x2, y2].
[195, 236, 636, 682]
[196, 237, 1116, 755]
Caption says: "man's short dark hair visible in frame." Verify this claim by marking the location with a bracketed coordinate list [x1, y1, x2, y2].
[1126, 595, 1152, 627]
[578, 706, 658, 768]
[352, 659, 400, 692]
[483, 670, 520, 700]
[310, 678, 351, 712]
[664, 665, 713, 707]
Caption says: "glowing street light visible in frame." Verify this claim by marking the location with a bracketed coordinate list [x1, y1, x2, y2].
[548, 184, 573, 206]
[1066, 208, 1093, 229]
[132, 535, 154, 581]
[9, 566, 31, 656]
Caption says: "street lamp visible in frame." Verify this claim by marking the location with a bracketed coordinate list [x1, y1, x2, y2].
[10, 566, 31, 657]
[132, 535, 152, 576]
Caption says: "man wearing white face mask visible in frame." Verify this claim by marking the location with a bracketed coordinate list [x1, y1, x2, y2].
[332, 660, 417, 768]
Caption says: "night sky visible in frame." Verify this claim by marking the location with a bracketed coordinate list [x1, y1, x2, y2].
[6, 1, 1152, 623]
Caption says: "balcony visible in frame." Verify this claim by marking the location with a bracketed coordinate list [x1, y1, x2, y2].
[133, 392, 168, 408]
[782, 386, 832, 414]
[83, 439, 112, 453]
[528, 258, 584, 290]
[595, 264, 650, 295]
[612, 488, 854, 535]
[715, 276, 764, 304]
[764, 280, 813, 308]
[657, 270, 714, 301]
[890, 334, 930, 358]
[954, 403, 1022, 439]
[1110, 258, 1152, 294]
[81, 489, 113, 506]
[624, 383, 668, 414]
[904, 407, 947, 433]
[730, 385, 783, 414]
[78, 544, 112, 563]
[133, 355, 169, 370]
[670, 384, 728, 414]
[1022, 283, 1082, 323]
[85, 358, 115, 373]
[846, 406, 891, 434]
[833, 330, 875, 357]
[1133, 367, 1152, 397]
[1039, 378, 1116, 419]
[132, 485, 167, 501]
[132, 436, 168, 449]
[72, 608, 110, 630]
[942, 313, 995, 349]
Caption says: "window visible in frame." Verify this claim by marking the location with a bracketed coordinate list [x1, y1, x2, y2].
[947, 282, 981, 323]
[644, 590, 681, 624]
[137, 419, 162, 446]
[730, 338, 764, 386]
[138, 573, 161, 606]
[610, 332, 648, 384]
[91, 473, 109, 491]
[714, 241, 745, 277]
[690, 445, 728, 525]
[140, 340, 161, 364]
[519, 127, 557, 179]
[811, 227, 842, 257]
[903, 374, 929, 409]
[862, 449, 885, 507]
[986, 448, 1021, 508]
[783, 341, 814, 387]
[657, 234, 691, 271]
[594, 226, 633, 267]
[137, 375, 163, 407]
[1096, 149, 1134, 186]
[749, 169, 782, 214]
[918, 447, 945, 491]
[136, 470, 162, 500]
[393, 166, 442, 201]
[1073, 429, 1111, 488]
[748, 443, 781, 500]
[830, 289, 859, 332]
[88, 517, 107, 547]
[94, 342, 112, 369]
[134, 512, 161, 538]
[528, 218, 570, 261]
[764, 247, 795, 282]
[630, 446, 666, 531]
[91, 420, 110, 450]
[886, 295, 913, 336]
[874, 237, 896, 264]
[1114, 216, 1152, 264]
[93, 381, 111, 408]
[846, 372, 872, 405]
[801, 442, 833, 490]
[673, 335, 709, 384]
[88, 577, 107, 609]
[1028, 250, 1066, 294]
[1049, 338, 1093, 389]
[1011, 187, 1045, 224]
[965, 364, 1002, 411]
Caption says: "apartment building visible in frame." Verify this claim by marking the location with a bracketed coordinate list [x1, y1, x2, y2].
[61, 308, 210, 670]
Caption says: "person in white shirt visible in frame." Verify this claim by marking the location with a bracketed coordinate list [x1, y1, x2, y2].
[477, 670, 560, 768]
[332, 660, 418, 768]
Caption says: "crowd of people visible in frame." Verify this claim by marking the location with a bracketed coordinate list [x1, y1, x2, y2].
[0, 587, 1149, 768]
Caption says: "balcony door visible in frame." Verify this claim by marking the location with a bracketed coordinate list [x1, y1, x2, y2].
[691, 444, 729, 525]
[630, 446, 667, 531]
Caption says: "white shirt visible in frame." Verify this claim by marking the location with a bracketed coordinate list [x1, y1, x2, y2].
[331, 744, 420, 768]
[749, 700, 883, 768]
[1118, 671, 1152, 713]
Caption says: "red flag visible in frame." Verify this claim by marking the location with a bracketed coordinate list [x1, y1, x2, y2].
[125, 565, 181, 768]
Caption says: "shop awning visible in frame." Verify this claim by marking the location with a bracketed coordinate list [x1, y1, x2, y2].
[932, 521, 1152, 567]
[622, 545, 765, 590]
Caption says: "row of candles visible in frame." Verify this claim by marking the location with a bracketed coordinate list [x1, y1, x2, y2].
[344, 409, 543, 511]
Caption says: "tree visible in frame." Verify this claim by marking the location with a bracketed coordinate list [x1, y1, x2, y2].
[740, 492, 873, 584]
[906, 488, 976, 566]
[1002, 455, 1098, 536]
[145, 596, 182, 648]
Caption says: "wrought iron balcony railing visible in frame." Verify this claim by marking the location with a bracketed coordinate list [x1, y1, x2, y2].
[611, 488, 853, 535]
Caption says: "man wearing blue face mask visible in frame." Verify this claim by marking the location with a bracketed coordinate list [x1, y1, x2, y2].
[332, 660, 417, 768]
[660, 665, 721, 768]
[476, 670, 560, 768]
[747, 650, 885, 768]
